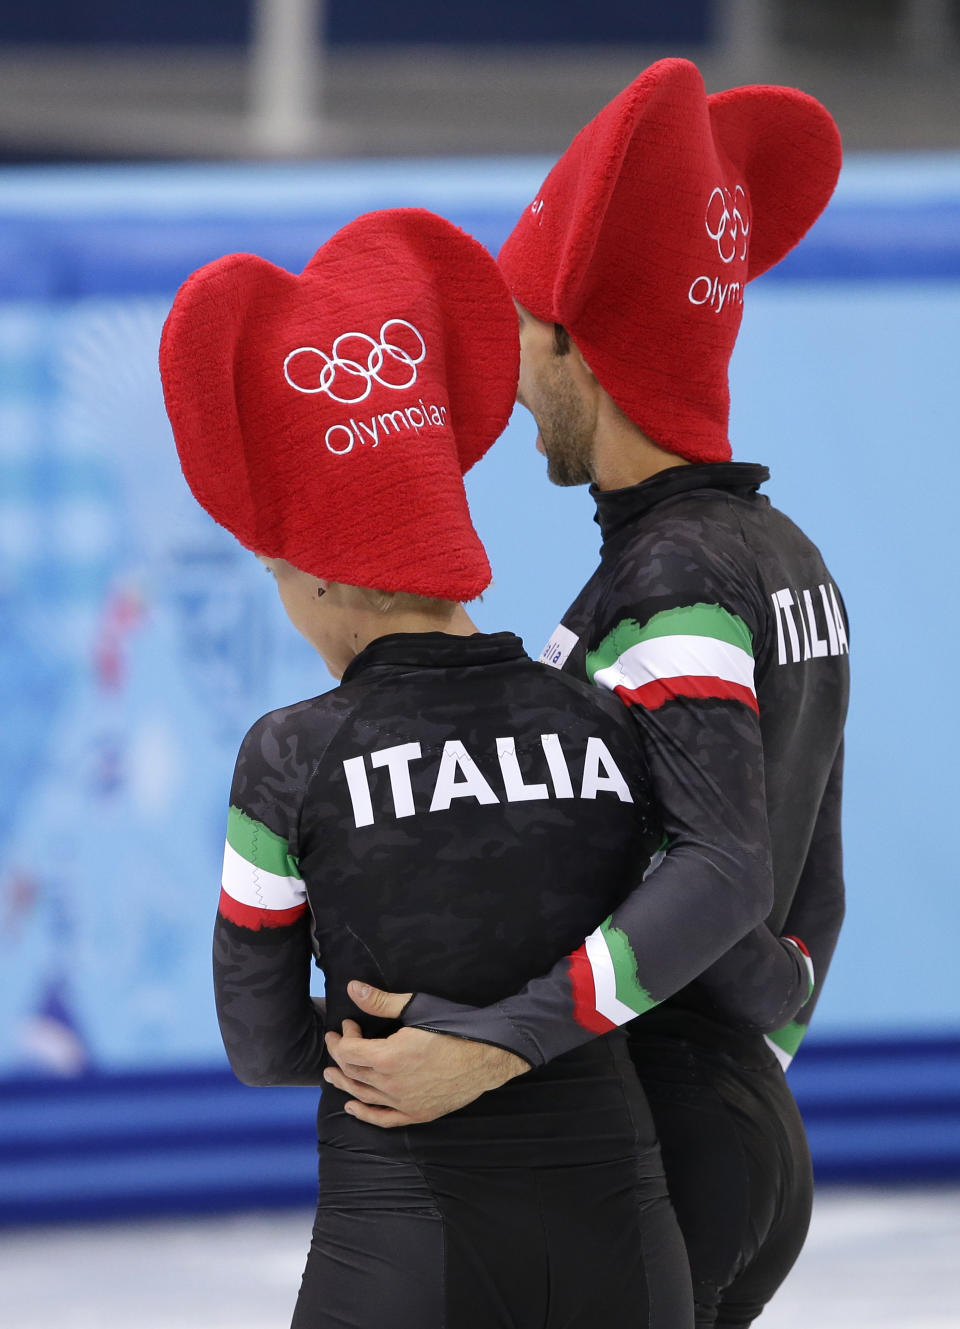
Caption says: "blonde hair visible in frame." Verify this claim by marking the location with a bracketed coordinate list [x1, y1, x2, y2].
[361, 587, 456, 616]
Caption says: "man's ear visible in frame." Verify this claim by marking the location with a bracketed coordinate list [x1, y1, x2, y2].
[573, 344, 597, 383]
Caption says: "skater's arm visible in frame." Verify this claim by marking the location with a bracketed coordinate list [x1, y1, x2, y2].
[214, 909, 326, 1086]
[213, 711, 326, 1087]
[400, 592, 776, 1067]
[761, 743, 846, 1065]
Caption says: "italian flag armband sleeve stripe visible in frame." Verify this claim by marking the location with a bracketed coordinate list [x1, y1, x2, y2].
[586, 604, 758, 714]
[765, 939, 815, 1070]
[783, 934, 816, 1002]
[568, 916, 660, 1034]
[765, 1021, 808, 1071]
[219, 805, 307, 930]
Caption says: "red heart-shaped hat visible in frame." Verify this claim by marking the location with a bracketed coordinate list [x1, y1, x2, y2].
[498, 58, 842, 464]
[160, 208, 518, 600]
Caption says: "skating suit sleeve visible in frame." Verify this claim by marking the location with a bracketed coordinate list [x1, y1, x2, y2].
[213, 702, 326, 1087]
[403, 530, 811, 1066]
[762, 741, 845, 1067]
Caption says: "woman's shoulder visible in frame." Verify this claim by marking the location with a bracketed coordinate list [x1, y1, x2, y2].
[238, 678, 368, 761]
[229, 680, 371, 842]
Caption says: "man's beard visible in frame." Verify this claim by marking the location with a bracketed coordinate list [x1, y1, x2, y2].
[538, 364, 595, 488]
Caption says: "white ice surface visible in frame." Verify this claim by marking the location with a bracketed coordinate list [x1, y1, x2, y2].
[0, 1188, 958, 1328]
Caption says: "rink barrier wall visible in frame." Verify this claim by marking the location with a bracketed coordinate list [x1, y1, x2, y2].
[1, 1035, 960, 1225]
[0, 3, 712, 48]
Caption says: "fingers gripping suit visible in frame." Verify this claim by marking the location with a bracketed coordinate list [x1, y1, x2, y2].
[214, 632, 694, 1329]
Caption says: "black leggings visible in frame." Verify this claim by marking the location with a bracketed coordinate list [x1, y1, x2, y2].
[631, 1035, 813, 1329]
[291, 1143, 693, 1329]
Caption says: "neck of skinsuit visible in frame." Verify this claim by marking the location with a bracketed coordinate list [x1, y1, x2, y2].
[590, 462, 771, 543]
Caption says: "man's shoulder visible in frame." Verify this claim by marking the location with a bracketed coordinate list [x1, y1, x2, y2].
[641, 485, 842, 608]
[602, 501, 764, 621]
[625, 488, 760, 557]
[650, 484, 834, 576]
[753, 497, 838, 574]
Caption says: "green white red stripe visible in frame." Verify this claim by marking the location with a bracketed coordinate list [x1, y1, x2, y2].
[219, 805, 306, 930]
[568, 915, 658, 1033]
[765, 939, 815, 1069]
[765, 1020, 808, 1070]
[586, 604, 757, 714]
[783, 934, 815, 1002]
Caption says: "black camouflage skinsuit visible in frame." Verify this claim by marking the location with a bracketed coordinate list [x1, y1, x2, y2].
[403, 464, 850, 1327]
[214, 631, 694, 1329]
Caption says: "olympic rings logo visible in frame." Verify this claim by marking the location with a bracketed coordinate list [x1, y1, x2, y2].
[705, 185, 750, 264]
[283, 320, 427, 405]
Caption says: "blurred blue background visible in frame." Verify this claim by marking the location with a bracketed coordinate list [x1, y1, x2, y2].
[1, 153, 958, 1222]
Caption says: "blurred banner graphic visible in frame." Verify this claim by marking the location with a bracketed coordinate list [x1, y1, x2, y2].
[0, 156, 959, 1217]
[0, 289, 318, 1078]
